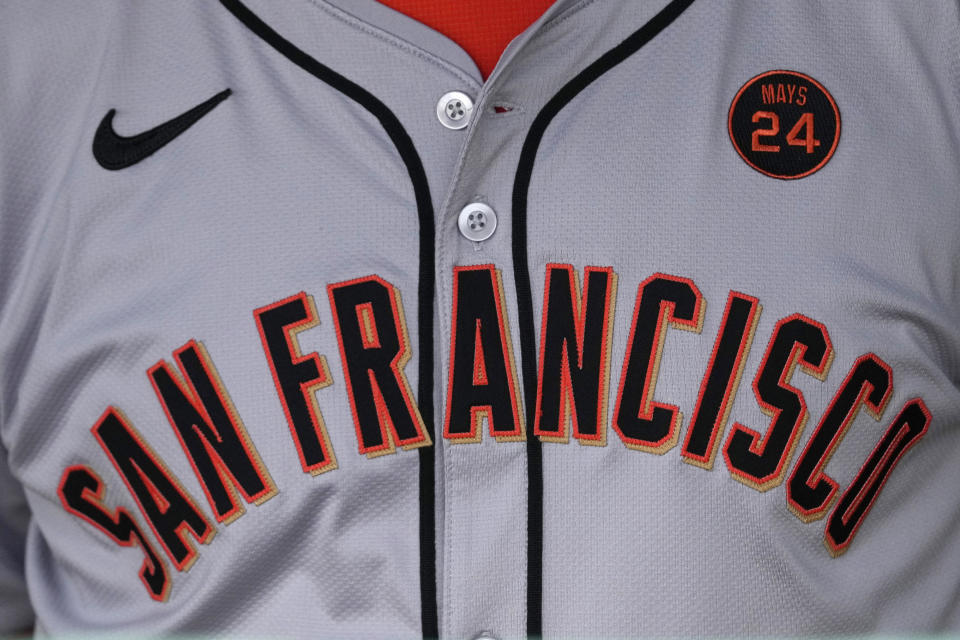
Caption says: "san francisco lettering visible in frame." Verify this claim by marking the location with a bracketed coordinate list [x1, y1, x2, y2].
[57, 264, 931, 600]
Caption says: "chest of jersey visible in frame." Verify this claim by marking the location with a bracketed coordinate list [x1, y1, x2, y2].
[4, 0, 959, 637]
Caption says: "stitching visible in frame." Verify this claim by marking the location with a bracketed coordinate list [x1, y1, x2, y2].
[541, 0, 599, 32]
[303, 0, 481, 89]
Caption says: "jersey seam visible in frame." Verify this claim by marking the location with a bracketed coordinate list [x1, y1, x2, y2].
[303, 0, 482, 90]
[541, 0, 598, 33]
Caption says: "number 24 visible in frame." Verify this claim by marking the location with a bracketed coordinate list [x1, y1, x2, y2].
[751, 111, 820, 154]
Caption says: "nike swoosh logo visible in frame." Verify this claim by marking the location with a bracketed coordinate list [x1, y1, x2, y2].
[93, 88, 232, 170]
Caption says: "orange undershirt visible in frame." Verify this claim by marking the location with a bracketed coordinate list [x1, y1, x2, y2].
[377, 0, 555, 79]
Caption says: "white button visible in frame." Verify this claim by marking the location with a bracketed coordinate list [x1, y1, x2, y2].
[437, 91, 474, 130]
[472, 633, 497, 640]
[458, 202, 497, 242]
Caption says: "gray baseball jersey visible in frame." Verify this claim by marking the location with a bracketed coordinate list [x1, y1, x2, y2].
[1, 1, 959, 637]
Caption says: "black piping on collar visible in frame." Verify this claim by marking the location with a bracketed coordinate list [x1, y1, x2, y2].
[510, 1, 696, 636]
[218, 1, 439, 636]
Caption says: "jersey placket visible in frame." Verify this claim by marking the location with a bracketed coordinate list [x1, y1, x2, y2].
[429, 10, 579, 638]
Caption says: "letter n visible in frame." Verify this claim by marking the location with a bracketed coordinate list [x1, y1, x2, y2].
[535, 264, 616, 445]
[148, 340, 277, 524]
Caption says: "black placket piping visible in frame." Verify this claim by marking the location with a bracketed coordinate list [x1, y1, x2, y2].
[510, 1, 696, 636]
[218, 1, 439, 636]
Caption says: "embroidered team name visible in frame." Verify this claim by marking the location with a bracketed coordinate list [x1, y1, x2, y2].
[57, 264, 931, 600]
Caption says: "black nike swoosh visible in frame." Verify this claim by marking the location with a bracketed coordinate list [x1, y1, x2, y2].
[93, 88, 232, 170]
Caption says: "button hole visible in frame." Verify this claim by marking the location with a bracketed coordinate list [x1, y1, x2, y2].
[489, 101, 523, 116]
